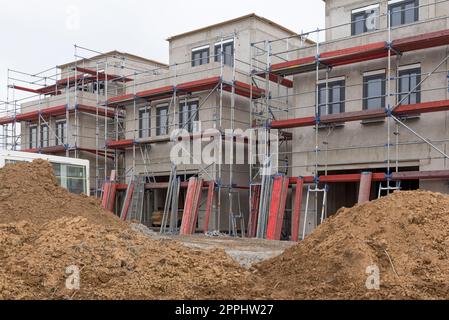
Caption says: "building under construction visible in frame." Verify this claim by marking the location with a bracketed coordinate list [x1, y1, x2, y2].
[1, 0, 449, 241]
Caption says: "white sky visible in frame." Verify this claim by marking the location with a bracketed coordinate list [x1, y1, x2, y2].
[0, 0, 325, 101]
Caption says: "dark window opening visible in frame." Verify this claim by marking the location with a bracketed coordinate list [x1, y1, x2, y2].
[192, 47, 210, 67]
[139, 107, 151, 138]
[179, 101, 199, 133]
[41, 124, 49, 148]
[215, 41, 234, 66]
[363, 74, 386, 110]
[318, 80, 346, 116]
[29, 126, 37, 149]
[351, 6, 379, 35]
[389, 0, 419, 27]
[56, 121, 66, 145]
[157, 106, 169, 136]
[398, 67, 421, 105]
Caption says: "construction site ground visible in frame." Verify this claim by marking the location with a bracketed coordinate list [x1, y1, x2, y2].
[134, 227, 295, 268]
[2, 160, 449, 300]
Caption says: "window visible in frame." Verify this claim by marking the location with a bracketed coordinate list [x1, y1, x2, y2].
[389, 0, 419, 27]
[351, 4, 380, 35]
[398, 68, 421, 105]
[56, 121, 67, 145]
[179, 101, 199, 133]
[139, 107, 151, 138]
[215, 40, 234, 66]
[192, 46, 210, 67]
[364, 73, 386, 110]
[29, 126, 37, 149]
[156, 106, 169, 136]
[41, 124, 49, 148]
[52, 163, 87, 195]
[318, 80, 346, 116]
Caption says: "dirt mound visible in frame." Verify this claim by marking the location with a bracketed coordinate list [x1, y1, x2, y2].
[0, 160, 263, 300]
[0, 160, 119, 227]
[256, 191, 449, 300]
[0, 217, 262, 300]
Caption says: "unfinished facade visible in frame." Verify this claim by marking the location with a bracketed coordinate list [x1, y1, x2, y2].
[251, 0, 449, 240]
[2, 4, 449, 241]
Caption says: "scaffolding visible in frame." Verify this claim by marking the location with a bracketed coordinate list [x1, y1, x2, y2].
[2, 3, 449, 241]
[249, 0, 449, 240]
[0, 30, 263, 236]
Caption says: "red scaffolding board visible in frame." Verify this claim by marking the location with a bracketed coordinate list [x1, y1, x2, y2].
[288, 170, 449, 185]
[106, 77, 264, 106]
[0, 104, 116, 126]
[271, 99, 449, 129]
[271, 29, 449, 76]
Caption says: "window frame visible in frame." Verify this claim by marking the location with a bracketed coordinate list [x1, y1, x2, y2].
[29, 125, 38, 149]
[363, 73, 386, 110]
[56, 120, 67, 145]
[156, 105, 169, 136]
[138, 106, 152, 139]
[317, 80, 346, 116]
[389, 0, 419, 27]
[214, 40, 234, 67]
[40, 124, 49, 148]
[398, 67, 421, 105]
[191, 46, 210, 67]
[179, 100, 200, 133]
[351, 4, 380, 36]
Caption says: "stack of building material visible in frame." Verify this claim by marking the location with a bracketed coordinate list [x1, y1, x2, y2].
[180, 177, 204, 235]
[266, 175, 290, 240]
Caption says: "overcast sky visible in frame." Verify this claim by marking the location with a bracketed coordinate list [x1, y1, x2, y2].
[0, 0, 325, 101]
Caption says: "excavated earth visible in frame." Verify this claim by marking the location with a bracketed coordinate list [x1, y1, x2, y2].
[0, 160, 264, 300]
[256, 190, 449, 300]
[1, 160, 449, 300]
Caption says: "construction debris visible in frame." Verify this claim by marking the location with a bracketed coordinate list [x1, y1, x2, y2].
[256, 190, 449, 300]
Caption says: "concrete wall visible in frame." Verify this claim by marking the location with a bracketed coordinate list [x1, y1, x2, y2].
[291, 8, 449, 238]
[325, 0, 449, 41]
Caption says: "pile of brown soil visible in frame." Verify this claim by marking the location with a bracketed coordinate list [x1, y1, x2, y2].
[0, 159, 119, 227]
[0, 160, 263, 300]
[256, 190, 449, 300]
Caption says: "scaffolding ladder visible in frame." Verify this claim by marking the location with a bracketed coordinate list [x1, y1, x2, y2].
[161, 165, 181, 234]
[302, 184, 329, 240]
[123, 175, 146, 223]
[229, 190, 245, 238]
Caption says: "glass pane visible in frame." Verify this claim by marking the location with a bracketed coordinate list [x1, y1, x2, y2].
[191, 103, 199, 121]
[67, 177, 84, 195]
[318, 86, 327, 115]
[52, 163, 61, 176]
[224, 44, 233, 66]
[331, 86, 341, 114]
[353, 15, 365, 35]
[366, 77, 384, 109]
[391, 6, 402, 27]
[158, 108, 168, 135]
[201, 50, 208, 65]
[180, 105, 189, 129]
[67, 165, 84, 178]
[404, 2, 417, 24]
